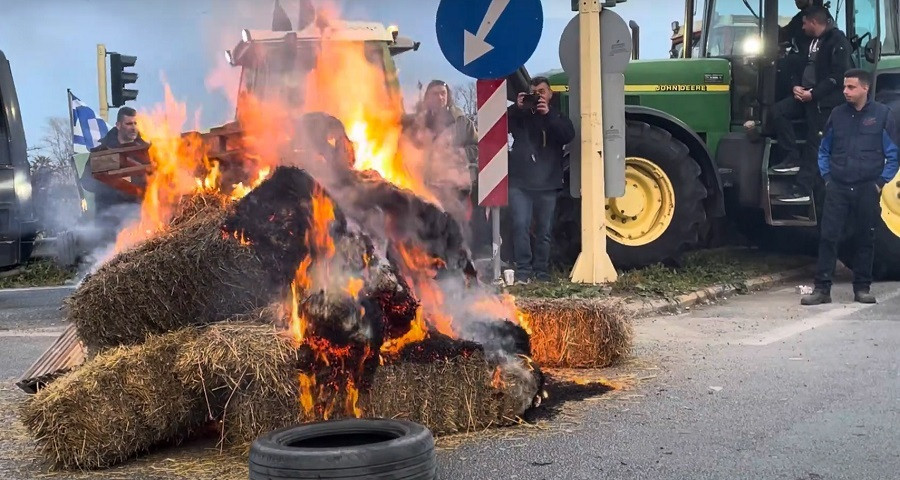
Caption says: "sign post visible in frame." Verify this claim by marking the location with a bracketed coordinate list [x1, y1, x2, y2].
[567, 0, 618, 284]
[436, 0, 543, 283]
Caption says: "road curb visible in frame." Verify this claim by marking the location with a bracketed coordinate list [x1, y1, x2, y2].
[626, 265, 815, 318]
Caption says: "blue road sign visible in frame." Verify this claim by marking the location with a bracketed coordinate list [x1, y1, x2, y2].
[436, 0, 543, 79]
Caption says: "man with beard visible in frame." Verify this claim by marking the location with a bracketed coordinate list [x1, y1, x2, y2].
[801, 69, 899, 305]
[506, 76, 575, 283]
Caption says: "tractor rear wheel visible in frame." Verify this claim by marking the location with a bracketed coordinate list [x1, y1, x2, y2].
[551, 121, 708, 270]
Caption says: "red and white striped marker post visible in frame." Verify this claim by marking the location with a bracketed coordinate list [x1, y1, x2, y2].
[476, 78, 509, 282]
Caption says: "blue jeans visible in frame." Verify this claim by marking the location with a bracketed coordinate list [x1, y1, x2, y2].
[509, 187, 557, 279]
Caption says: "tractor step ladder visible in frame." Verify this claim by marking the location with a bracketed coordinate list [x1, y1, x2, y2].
[763, 139, 818, 227]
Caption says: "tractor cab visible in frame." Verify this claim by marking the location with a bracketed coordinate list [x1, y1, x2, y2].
[225, 22, 419, 118]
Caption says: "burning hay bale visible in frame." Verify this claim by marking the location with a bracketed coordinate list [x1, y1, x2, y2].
[66, 166, 336, 354]
[519, 298, 633, 368]
[364, 335, 542, 435]
[65, 200, 272, 354]
[19, 329, 208, 470]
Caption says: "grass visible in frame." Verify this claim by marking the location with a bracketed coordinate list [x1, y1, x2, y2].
[0, 260, 76, 289]
[506, 247, 813, 300]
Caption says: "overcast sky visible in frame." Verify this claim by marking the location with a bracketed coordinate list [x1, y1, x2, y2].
[1, 0, 686, 148]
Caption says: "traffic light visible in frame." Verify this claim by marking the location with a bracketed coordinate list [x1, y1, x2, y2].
[109, 52, 138, 107]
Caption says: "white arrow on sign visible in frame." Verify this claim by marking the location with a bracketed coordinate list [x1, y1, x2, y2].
[464, 0, 511, 66]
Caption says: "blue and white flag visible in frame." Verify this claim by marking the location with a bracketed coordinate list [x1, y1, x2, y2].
[69, 91, 109, 152]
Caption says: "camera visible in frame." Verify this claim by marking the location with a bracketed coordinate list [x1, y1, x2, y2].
[521, 92, 542, 109]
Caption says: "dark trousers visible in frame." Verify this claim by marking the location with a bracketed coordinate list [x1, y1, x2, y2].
[814, 181, 882, 293]
[772, 96, 831, 190]
[509, 187, 557, 279]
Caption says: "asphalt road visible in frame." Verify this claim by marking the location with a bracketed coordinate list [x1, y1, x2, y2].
[0, 276, 897, 480]
[437, 277, 900, 480]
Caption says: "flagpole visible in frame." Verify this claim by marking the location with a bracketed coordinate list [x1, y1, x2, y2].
[66, 89, 88, 212]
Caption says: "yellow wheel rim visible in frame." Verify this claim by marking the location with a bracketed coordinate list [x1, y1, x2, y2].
[882, 173, 900, 237]
[606, 156, 676, 246]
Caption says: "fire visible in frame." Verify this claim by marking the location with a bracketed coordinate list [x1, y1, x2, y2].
[491, 366, 505, 389]
[299, 373, 315, 416]
[289, 257, 313, 344]
[469, 294, 532, 335]
[308, 185, 336, 259]
[301, 26, 438, 203]
[394, 243, 454, 337]
[345, 277, 364, 298]
[230, 167, 271, 199]
[380, 307, 428, 356]
[345, 378, 363, 418]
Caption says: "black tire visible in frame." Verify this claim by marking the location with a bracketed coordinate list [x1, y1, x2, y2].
[248, 418, 436, 480]
[551, 121, 708, 270]
[608, 121, 708, 268]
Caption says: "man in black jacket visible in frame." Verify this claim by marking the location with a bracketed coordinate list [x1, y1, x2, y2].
[507, 76, 576, 282]
[802, 69, 899, 305]
[771, 6, 852, 202]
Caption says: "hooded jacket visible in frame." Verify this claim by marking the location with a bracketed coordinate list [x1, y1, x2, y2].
[805, 25, 854, 108]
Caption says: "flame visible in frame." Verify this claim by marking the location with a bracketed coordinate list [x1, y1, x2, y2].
[301, 27, 438, 203]
[345, 378, 363, 418]
[299, 373, 315, 416]
[308, 185, 336, 259]
[230, 167, 271, 199]
[289, 256, 313, 344]
[345, 277, 364, 298]
[394, 243, 454, 337]
[380, 307, 429, 356]
[470, 294, 532, 335]
[491, 366, 505, 389]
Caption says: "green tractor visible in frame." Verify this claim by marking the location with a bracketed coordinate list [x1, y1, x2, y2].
[547, 0, 900, 278]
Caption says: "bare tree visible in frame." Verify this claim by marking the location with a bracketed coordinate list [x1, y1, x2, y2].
[28, 117, 82, 234]
[453, 82, 478, 127]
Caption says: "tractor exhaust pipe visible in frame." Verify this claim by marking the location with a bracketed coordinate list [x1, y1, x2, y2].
[628, 20, 640, 60]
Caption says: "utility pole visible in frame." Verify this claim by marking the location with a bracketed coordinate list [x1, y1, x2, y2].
[97, 44, 109, 123]
[569, 0, 617, 284]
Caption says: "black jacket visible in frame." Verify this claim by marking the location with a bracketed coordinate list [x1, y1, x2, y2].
[806, 26, 854, 108]
[507, 104, 576, 191]
[818, 99, 899, 187]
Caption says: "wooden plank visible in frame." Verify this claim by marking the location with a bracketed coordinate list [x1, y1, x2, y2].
[16, 324, 86, 394]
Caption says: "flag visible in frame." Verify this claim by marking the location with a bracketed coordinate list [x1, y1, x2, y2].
[69, 90, 109, 152]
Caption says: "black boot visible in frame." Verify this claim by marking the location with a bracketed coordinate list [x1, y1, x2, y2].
[854, 289, 876, 304]
[801, 289, 832, 305]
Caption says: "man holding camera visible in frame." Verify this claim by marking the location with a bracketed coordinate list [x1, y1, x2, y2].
[506, 76, 576, 283]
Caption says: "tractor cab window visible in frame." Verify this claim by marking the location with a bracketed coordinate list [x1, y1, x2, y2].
[705, 0, 763, 57]
[880, 0, 899, 54]
[237, 40, 390, 110]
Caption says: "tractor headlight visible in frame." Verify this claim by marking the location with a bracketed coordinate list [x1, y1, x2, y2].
[742, 36, 762, 56]
[241, 29, 252, 43]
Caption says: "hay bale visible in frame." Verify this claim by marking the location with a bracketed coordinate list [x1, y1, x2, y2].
[19, 329, 208, 470]
[65, 200, 272, 354]
[519, 298, 633, 368]
[174, 320, 301, 451]
[361, 352, 537, 435]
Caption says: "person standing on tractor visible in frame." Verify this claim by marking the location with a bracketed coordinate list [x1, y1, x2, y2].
[802, 69, 899, 306]
[776, 0, 834, 97]
[771, 5, 852, 203]
[507, 76, 575, 283]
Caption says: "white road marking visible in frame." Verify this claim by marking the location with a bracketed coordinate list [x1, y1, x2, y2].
[736, 288, 900, 346]
[0, 285, 76, 294]
[0, 327, 67, 337]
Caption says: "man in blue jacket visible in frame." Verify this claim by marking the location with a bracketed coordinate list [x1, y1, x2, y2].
[507, 76, 576, 283]
[802, 69, 899, 305]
